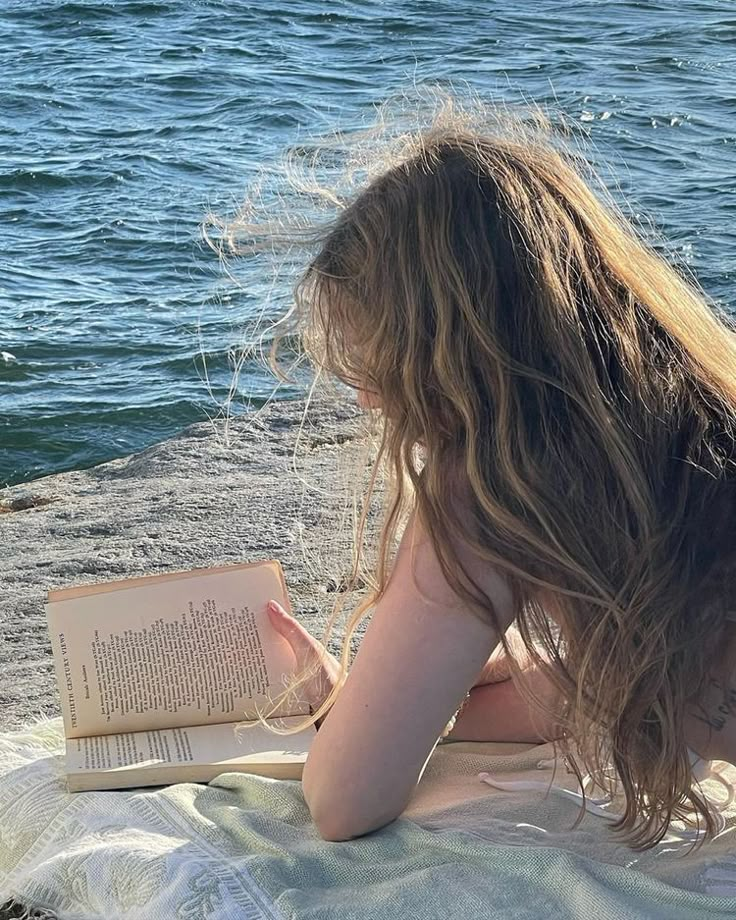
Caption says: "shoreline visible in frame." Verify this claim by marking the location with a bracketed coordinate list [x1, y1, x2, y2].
[0, 393, 374, 732]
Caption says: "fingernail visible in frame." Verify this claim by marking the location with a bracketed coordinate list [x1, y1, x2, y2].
[267, 600, 282, 615]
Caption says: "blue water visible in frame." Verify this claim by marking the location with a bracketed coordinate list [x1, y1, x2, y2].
[2, 0, 735, 488]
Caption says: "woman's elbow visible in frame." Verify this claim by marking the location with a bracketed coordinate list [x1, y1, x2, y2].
[309, 801, 400, 842]
[314, 814, 363, 842]
[302, 758, 408, 841]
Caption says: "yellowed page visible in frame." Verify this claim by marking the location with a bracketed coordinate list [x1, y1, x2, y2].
[46, 560, 310, 739]
[47, 560, 292, 603]
[65, 716, 316, 791]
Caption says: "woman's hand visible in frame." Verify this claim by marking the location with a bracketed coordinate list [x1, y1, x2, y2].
[473, 625, 536, 685]
[455, 626, 564, 743]
[266, 600, 345, 725]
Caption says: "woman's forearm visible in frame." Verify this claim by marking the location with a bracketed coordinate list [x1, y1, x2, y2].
[446, 679, 562, 744]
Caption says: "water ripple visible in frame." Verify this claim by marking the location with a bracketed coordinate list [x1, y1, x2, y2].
[1, 0, 734, 486]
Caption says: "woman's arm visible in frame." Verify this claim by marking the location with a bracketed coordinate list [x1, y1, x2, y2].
[447, 624, 564, 743]
[301, 510, 516, 841]
[446, 673, 563, 743]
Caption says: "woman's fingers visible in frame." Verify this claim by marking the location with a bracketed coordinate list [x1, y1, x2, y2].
[267, 600, 324, 665]
[267, 599, 309, 640]
[474, 627, 548, 686]
[266, 600, 343, 713]
[266, 600, 344, 675]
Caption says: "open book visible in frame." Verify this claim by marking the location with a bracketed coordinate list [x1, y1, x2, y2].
[45, 560, 316, 792]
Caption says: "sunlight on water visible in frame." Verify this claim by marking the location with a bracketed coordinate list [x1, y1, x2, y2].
[1, 0, 734, 486]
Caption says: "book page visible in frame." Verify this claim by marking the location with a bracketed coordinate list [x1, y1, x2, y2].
[65, 716, 315, 777]
[46, 561, 311, 739]
[47, 561, 276, 602]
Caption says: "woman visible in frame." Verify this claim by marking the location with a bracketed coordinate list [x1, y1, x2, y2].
[212, 94, 736, 849]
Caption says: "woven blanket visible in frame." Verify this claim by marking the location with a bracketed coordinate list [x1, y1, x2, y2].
[2, 718, 736, 919]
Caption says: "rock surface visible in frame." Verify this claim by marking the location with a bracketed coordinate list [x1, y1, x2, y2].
[0, 393, 381, 731]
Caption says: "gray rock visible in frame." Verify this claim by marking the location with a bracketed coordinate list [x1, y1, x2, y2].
[0, 393, 382, 731]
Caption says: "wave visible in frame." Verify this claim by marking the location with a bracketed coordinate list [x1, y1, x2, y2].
[5, 1, 176, 24]
[0, 168, 135, 192]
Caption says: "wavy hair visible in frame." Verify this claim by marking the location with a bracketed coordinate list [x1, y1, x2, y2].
[204, 89, 736, 849]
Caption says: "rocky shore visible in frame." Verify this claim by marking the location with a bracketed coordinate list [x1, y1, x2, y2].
[0, 393, 377, 731]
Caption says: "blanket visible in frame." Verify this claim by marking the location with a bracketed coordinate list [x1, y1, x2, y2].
[1, 718, 735, 919]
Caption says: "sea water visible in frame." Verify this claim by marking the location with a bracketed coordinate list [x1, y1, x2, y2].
[2, 0, 734, 487]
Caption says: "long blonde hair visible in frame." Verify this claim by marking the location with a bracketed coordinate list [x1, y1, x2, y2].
[204, 89, 736, 849]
